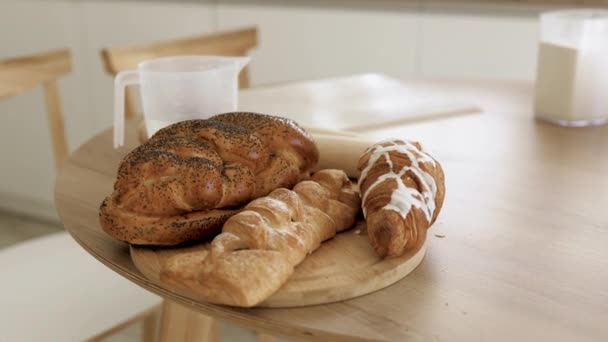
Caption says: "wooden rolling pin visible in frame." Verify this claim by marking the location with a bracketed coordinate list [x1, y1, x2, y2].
[312, 133, 377, 179]
[300, 125, 361, 138]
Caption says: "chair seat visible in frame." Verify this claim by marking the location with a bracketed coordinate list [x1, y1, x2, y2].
[0, 232, 161, 342]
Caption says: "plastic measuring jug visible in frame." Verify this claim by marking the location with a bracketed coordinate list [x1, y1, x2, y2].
[113, 55, 250, 147]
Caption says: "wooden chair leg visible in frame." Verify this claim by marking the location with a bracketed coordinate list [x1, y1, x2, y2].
[157, 300, 219, 342]
[42, 80, 69, 169]
[142, 308, 159, 342]
[86, 306, 159, 342]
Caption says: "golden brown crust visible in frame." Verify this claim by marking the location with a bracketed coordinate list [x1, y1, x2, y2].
[210, 112, 319, 172]
[99, 112, 319, 246]
[357, 140, 445, 258]
[160, 169, 361, 307]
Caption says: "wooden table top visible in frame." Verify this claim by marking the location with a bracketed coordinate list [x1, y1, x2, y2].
[55, 74, 608, 342]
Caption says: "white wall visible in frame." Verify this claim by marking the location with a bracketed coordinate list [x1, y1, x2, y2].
[217, 3, 420, 84]
[419, 12, 539, 79]
[0, 0, 548, 220]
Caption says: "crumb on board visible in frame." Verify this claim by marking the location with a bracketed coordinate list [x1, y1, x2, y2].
[354, 229, 361, 235]
[434, 233, 446, 238]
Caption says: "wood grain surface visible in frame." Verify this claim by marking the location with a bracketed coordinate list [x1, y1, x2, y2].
[405, 0, 608, 6]
[131, 220, 427, 308]
[464, 0, 608, 5]
[55, 76, 608, 342]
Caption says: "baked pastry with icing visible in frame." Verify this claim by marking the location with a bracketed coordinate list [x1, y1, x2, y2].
[357, 139, 445, 258]
[99, 112, 319, 246]
[160, 169, 360, 307]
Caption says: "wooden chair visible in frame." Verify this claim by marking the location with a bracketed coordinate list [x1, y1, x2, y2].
[101, 27, 258, 120]
[100, 28, 276, 342]
[0, 49, 71, 169]
[0, 49, 161, 341]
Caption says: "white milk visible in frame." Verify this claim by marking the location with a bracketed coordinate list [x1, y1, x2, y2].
[145, 119, 173, 137]
[534, 42, 579, 122]
[535, 41, 608, 125]
[534, 10, 608, 126]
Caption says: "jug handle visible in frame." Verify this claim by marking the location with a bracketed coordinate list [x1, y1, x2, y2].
[113, 70, 140, 148]
[234, 56, 251, 72]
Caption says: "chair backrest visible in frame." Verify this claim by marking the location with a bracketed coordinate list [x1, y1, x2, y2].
[0, 49, 72, 169]
[101, 27, 258, 119]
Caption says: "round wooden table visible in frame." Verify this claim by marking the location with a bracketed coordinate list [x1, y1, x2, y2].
[55, 76, 608, 341]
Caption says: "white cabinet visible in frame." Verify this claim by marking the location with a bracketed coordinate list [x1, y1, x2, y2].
[217, 3, 542, 84]
[217, 3, 420, 86]
[419, 10, 540, 80]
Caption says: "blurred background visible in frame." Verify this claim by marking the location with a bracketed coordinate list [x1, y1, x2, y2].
[0, 0, 560, 224]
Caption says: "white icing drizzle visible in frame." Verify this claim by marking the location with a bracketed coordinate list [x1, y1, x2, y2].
[358, 140, 438, 223]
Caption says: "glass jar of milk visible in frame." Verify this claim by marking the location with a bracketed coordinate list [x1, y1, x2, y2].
[534, 9, 608, 127]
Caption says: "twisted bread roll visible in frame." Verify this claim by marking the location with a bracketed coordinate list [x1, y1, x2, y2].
[160, 169, 360, 307]
[100, 112, 319, 246]
[357, 140, 445, 258]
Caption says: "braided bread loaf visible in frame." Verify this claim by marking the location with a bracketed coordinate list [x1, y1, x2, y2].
[100, 112, 319, 246]
[357, 139, 445, 258]
[160, 169, 361, 307]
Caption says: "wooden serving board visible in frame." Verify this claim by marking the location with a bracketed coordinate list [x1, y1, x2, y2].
[132, 120, 425, 307]
[131, 219, 426, 308]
